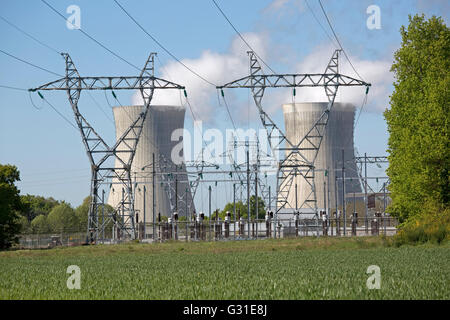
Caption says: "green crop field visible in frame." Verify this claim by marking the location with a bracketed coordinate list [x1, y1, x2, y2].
[0, 237, 448, 299]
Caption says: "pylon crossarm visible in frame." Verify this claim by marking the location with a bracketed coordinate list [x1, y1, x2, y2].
[217, 73, 369, 89]
[29, 76, 184, 92]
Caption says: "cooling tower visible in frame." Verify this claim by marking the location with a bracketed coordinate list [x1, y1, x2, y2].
[108, 105, 194, 231]
[282, 102, 361, 211]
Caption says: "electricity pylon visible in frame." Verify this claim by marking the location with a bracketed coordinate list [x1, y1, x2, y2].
[217, 50, 371, 218]
[30, 52, 184, 241]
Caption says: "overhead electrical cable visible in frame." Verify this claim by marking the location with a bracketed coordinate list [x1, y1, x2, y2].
[0, 49, 62, 77]
[304, 0, 339, 48]
[113, 0, 217, 87]
[41, 95, 78, 130]
[40, 0, 142, 72]
[0, 49, 80, 129]
[0, 15, 61, 55]
[0, 85, 28, 91]
[211, 0, 274, 136]
[211, 0, 276, 74]
[114, 0, 239, 153]
[317, 0, 365, 82]
[317, 0, 370, 142]
[220, 94, 237, 131]
[0, 12, 117, 125]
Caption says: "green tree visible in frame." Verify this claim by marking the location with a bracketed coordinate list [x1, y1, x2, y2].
[47, 202, 78, 233]
[75, 196, 90, 231]
[31, 214, 51, 234]
[384, 15, 449, 222]
[0, 164, 23, 249]
[249, 195, 266, 219]
[218, 196, 266, 220]
[75, 196, 115, 233]
[18, 215, 30, 234]
[20, 194, 60, 222]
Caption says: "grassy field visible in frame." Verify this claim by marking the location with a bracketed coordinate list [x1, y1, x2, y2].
[0, 237, 448, 299]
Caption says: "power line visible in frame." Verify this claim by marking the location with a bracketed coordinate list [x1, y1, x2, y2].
[211, 0, 275, 74]
[0, 49, 62, 77]
[0, 49, 80, 128]
[304, 0, 338, 48]
[40, 94, 78, 131]
[40, 0, 142, 72]
[113, 0, 216, 87]
[0, 15, 60, 55]
[86, 91, 115, 124]
[220, 94, 237, 131]
[317, 0, 365, 82]
[0, 49, 78, 129]
[109, 2, 218, 164]
[0, 12, 115, 125]
[354, 93, 369, 129]
[0, 85, 28, 91]
[0, 47, 112, 127]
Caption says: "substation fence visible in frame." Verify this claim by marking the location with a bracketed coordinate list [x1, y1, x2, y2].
[18, 217, 398, 248]
[137, 216, 398, 243]
[18, 231, 87, 249]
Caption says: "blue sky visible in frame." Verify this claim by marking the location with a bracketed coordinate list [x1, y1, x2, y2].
[0, 0, 448, 210]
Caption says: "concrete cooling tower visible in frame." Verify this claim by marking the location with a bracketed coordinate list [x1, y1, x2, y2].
[108, 105, 194, 232]
[282, 102, 361, 211]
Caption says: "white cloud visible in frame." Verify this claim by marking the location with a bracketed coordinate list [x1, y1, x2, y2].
[264, 44, 394, 114]
[132, 32, 270, 125]
[262, 0, 305, 15]
[133, 38, 393, 129]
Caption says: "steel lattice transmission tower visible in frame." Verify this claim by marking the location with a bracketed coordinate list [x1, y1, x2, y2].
[30, 52, 184, 241]
[217, 50, 371, 217]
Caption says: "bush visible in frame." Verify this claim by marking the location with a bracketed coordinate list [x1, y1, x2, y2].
[393, 202, 450, 246]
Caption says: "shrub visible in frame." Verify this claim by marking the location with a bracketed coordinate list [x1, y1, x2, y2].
[393, 201, 450, 246]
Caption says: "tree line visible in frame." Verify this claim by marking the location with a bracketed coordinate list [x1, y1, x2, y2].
[0, 164, 114, 248]
[384, 14, 449, 244]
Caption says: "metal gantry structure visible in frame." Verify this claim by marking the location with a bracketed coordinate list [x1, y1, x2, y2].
[29, 52, 184, 241]
[138, 152, 219, 219]
[217, 50, 371, 218]
[355, 154, 390, 216]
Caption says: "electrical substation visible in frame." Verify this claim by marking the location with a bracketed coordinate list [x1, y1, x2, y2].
[22, 2, 396, 245]
[28, 49, 395, 244]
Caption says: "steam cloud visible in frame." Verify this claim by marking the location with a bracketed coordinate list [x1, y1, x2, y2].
[132, 34, 394, 125]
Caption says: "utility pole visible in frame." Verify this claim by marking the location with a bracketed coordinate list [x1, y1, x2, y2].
[209, 185, 212, 241]
[101, 189, 105, 243]
[255, 164, 258, 239]
[364, 152, 368, 234]
[185, 187, 188, 242]
[175, 175, 178, 213]
[334, 168, 338, 236]
[342, 149, 346, 236]
[143, 185, 146, 239]
[233, 183, 236, 239]
[247, 149, 250, 239]
[323, 176, 327, 214]
[383, 182, 387, 235]
[152, 153, 156, 242]
[327, 168, 330, 217]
